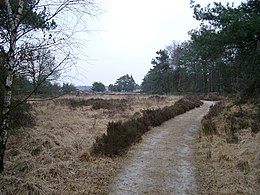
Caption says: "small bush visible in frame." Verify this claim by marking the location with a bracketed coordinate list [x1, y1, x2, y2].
[147, 95, 167, 102]
[205, 101, 223, 119]
[201, 101, 223, 136]
[91, 97, 203, 156]
[91, 120, 149, 156]
[56, 98, 128, 110]
[10, 101, 36, 129]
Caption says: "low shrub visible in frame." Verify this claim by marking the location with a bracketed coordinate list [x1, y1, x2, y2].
[0, 99, 35, 131]
[10, 101, 36, 129]
[201, 119, 217, 135]
[204, 101, 223, 119]
[201, 93, 225, 101]
[91, 97, 203, 156]
[201, 101, 224, 136]
[147, 95, 167, 102]
[56, 98, 128, 110]
[91, 120, 149, 156]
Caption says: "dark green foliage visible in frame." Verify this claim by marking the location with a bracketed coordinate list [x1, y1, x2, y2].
[190, 0, 260, 97]
[57, 98, 128, 110]
[109, 74, 136, 92]
[142, 1, 260, 97]
[91, 82, 106, 92]
[33, 81, 61, 96]
[92, 120, 147, 156]
[201, 93, 225, 101]
[0, 0, 56, 32]
[141, 50, 173, 94]
[0, 100, 35, 130]
[12, 76, 33, 98]
[61, 83, 77, 94]
[10, 101, 36, 129]
[91, 97, 202, 156]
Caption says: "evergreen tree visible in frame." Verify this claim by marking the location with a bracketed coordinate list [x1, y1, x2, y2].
[190, 0, 260, 96]
[142, 50, 173, 94]
[110, 74, 136, 92]
[92, 82, 106, 92]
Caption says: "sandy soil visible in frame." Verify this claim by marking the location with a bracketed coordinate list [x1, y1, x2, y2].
[109, 101, 213, 194]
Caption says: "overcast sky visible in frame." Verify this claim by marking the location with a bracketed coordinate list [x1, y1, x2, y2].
[65, 0, 244, 86]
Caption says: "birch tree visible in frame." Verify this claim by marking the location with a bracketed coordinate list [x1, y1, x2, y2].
[0, 0, 98, 172]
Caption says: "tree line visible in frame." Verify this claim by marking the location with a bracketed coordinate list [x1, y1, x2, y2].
[91, 74, 138, 92]
[142, 0, 260, 97]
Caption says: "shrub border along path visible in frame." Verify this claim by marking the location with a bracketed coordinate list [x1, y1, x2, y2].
[91, 97, 203, 156]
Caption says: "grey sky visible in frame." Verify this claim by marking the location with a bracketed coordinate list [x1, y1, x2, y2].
[65, 0, 244, 86]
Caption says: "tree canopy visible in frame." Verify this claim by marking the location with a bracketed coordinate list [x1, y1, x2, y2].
[92, 82, 106, 92]
[142, 50, 173, 94]
[142, 0, 260, 96]
[109, 74, 137, 92]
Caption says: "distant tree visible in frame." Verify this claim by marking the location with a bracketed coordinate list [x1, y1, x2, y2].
[108, 84, 117, 92]
[92, 82, 106, 92]
[61, 83, 77, 94]
[19, 47, 61, 93]
[112, 74, 136, 92]
[12, 76, 33, 97]
[35, 81, 60, 96]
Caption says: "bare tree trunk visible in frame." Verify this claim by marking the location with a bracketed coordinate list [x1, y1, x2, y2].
[0, 72, 13, 172]
[0, 0, 23, 172]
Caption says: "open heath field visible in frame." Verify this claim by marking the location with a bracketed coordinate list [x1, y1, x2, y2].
[0, 94, 181, 194]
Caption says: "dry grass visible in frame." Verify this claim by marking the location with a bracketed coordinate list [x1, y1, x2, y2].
[196, 99, 260, 194]
[0, 94, 181, 194]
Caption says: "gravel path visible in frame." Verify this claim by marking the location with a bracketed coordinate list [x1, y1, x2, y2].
[109, 101, 213, 195]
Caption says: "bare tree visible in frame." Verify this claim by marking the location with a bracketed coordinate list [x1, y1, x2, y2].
[0, 0, 99, 172]
[19, 46, 61, 90]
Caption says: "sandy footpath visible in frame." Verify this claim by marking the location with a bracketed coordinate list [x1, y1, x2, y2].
[109, 101, 213, 194]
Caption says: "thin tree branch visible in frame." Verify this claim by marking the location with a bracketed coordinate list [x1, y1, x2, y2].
[12, 53, 70, 110]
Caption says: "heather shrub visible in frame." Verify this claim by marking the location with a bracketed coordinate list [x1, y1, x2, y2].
[10, 101, 36, 129]
[91, 97, 203, 156]
[56, 98, 128, 110]
[201, 119, 217, 135]
[205, 101, 223, 119]
[91, 120, 149, 156]
[201, 103, 222, 136]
